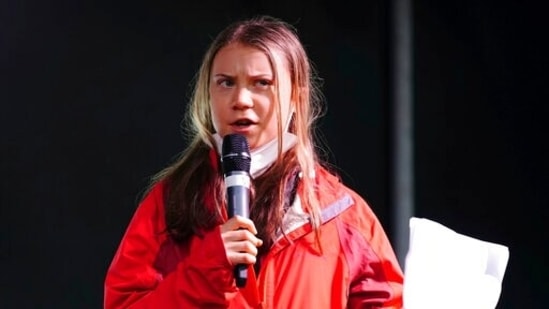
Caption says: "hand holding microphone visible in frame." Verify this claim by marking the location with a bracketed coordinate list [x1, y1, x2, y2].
[221, 133, 262, 287]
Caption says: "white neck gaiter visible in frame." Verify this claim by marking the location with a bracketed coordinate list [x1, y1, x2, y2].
[213, 132, 297, 178]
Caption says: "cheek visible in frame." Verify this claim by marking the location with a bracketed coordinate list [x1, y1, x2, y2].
[278, 91, 294, 125]
[211, 113, 220, 132]
[259, 97, 279, 123]
[278, 79, 293, 109]
[209, 100, 223, 132]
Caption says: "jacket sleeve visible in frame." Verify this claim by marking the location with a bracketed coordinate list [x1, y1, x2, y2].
[343, 192, 404, 309]
[104, 183, 237, 308]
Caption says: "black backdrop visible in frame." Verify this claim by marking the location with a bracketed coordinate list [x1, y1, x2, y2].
[2, 0, 547, 308]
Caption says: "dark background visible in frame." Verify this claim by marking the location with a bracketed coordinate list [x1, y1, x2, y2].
[2, 0, 547, 308]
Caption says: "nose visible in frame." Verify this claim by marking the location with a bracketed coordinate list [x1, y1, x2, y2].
[233, 87, 253, 110]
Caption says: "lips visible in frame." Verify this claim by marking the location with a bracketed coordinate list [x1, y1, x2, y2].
[231, 118, 256, 126]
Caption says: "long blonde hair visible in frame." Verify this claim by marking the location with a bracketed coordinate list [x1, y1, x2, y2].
[149, 15, 327, 247]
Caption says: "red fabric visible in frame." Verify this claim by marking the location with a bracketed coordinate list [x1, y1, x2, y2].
[104, 149, 404, 308]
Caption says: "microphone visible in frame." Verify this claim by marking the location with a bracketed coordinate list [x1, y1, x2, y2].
[221, 133, 251, 288]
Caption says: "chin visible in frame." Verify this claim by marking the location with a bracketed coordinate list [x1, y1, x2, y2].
[247, 138, 264, 151]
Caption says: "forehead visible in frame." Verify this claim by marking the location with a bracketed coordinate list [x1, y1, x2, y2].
[211, 43, 288, 75]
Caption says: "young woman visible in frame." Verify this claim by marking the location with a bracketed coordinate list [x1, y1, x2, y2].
[104, 15, 404, 308]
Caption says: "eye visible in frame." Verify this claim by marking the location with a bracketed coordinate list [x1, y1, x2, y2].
[216, 78, 235, 88]
[255, 79, 272, 88]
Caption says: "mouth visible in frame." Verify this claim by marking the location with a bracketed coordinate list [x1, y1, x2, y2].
[231, 119, 256, 127]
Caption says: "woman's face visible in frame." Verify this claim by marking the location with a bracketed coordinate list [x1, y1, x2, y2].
[209, 43, 293, 150]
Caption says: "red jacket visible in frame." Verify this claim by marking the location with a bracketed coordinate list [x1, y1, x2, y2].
[104, 156, 404, 308]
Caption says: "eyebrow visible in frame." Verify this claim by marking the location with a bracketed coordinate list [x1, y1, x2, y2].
[212, 73, 273, 79]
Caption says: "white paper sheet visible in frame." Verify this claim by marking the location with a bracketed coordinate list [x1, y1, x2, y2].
[403, 217, 510, 309]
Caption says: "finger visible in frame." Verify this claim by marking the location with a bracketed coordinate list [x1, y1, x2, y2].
[222, 229, 263, 247]
[227, 251, 258, 265]
[220, 216, 258, 234]
[225, 237, 260, 255]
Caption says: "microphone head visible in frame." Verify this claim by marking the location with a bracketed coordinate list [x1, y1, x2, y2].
[221, 134, 251, 173]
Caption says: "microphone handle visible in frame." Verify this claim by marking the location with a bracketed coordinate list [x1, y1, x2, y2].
[226, 176, 250, 287]
[227, 185, 250, 218]
[234, 264, 247, 287]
